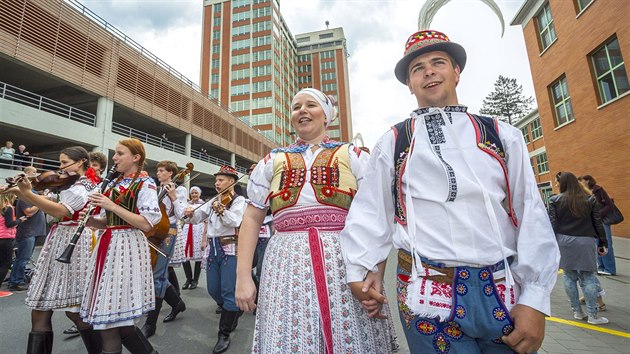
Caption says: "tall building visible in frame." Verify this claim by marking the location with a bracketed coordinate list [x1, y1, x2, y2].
[295, 28, 352, 141]
[200, 0, 353, 144]
[512, 0, 630, 237]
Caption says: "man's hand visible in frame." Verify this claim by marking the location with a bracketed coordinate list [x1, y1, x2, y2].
[501, 304, 546, 354]
[348, 270, 388, 319]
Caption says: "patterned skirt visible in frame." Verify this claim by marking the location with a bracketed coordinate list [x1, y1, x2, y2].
[80, 227, 154, 329]
[25, 222, 92, 311]
[252, 229, 399, 354]
[170, 223, 204, 264]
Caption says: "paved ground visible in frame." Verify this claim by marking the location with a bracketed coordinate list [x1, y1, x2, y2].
[1, 237, 629, 353]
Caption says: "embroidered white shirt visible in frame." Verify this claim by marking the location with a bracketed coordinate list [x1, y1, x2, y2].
[340, 108, 560, 316]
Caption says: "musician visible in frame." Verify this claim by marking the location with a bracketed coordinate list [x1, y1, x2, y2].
[10, 146, 101, 354]
[176, 165, 246, 354]
[63, 150, 108, 337]
[141, 160, 188, 338]
[80, 138, 160, 354]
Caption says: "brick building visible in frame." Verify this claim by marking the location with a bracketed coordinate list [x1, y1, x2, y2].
[512, 0, 629, 237]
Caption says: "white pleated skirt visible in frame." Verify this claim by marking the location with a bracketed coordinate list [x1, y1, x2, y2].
[80, 228, 155, 329]
[252, 229, 399, 354]
[170, 223, 204, 264]
[25, 222, 92, 311]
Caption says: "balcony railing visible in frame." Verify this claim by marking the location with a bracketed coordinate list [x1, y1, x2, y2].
[0, 81, 96, 126]
[112, 122, 187, 155]
[0, 154, 61, 172]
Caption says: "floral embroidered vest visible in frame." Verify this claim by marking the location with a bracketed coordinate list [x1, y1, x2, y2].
[268, 144, 357, 214]
[105, 179, 145, 226]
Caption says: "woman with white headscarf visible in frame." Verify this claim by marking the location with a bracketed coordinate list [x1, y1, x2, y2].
[235, 88, 399, 353]
[170, 186, 205, 289]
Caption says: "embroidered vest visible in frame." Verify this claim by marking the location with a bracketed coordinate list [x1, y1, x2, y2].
[392, 113, 518, 227]
[267, 144, 357, 213]
[106, 179, 145, 226]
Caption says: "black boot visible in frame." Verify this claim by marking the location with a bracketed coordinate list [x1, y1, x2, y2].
[141, 298, 163, 338]
[78, 327, 102, 354]
[215, 304, 223, 314]
[163, 286, 186, 323]
[121, 326, 158, 354]
[189, 262, 201, 289]
[182, 262, 192, 290]
[167, 267, 180, 296]
[26, 331, 53, 354]
[212, 310, 240, 354]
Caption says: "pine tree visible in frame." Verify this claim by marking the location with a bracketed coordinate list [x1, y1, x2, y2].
[479, 75, 534, 125]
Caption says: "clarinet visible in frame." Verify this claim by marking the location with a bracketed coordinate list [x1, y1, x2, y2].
[56, 164, 118, 264]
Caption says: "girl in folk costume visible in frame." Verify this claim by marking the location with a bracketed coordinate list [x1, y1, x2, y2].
[9, 146, 101, 354]
[170, 186, 205, 290]
[236, 88, 399, 353]
[80, 138, 160, 354]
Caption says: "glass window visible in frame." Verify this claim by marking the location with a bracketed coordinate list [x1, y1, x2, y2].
[320, 50, 335, 59]
[211, 59, 220, 69]
[233, 11, 251, 22]
[212, 30, 221, 40]
[576, 0, 594, 11]
[252, 50, 271, 61]
[252, 65, 271, 76]
[232, 38, 251, 50]
[230, 100, 250, 112]
[321, 61, 336, 70]
[319, 33, 334, 39]
[536, 3, 556, 51]
[535, 152, 549, 173]
[210, 88, 219, 98]
[233, 53, 250, 65]
[231, 68, 250, 80]
[521, 126, 530, 143]
[230, 84, 251, 96]
[322, 83, 337, 92]
[232, 24, 251, 37]
[298, 75, 311, 84]
[232, 0, 249, 8]
[296, 37, 310, 43]
[591, 37, 629, 104]
[253, 80, 271, 92]
[298, 54, 311, 62]
[211, 74, 220, 84]
[253, 6, 271, 18]
[321, 72, 336, 81]
[213, 4, 221, 13]
[531, 117, 543, 140]
[539, 183, 553, 209]
[549, 76, 574, 126]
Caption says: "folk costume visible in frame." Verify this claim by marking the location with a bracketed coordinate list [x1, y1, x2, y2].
[25, 175, 98, 352]
[170, 186, 205, 290]
[142, 184, 188, 338]
[80, 172, 160, 330]
[247, 139, 399, 354]
[340, 30, 560, 354]
[175, 165, 246, 354]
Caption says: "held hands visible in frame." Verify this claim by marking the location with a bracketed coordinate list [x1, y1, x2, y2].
[348, 271, 388, 320]
[87, 192, 117, 212]
[235, 275, 258, 313]
[500, 304, 545, 354]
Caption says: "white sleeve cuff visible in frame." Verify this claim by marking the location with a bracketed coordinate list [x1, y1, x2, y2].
[345, 264, 370, 283]
[517, 283, 552, 316]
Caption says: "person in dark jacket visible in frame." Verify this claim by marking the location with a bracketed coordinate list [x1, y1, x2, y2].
[549, 172, 608, 325]
[578, 175, 616, 275]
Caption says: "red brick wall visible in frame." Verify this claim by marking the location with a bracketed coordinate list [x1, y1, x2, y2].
[522, 0, 630, 237]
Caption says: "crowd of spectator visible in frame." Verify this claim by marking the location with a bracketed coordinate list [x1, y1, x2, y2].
[1, 140, 31, 170]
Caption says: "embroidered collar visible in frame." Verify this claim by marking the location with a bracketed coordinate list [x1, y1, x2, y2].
[122, 171, 149, 179]
[272, 136, 345, 153]
[410, 105, 468, 117]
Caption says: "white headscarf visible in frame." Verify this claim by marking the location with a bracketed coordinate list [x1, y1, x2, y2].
[293, 88, 338, 127]
[190, 186, 202, 196]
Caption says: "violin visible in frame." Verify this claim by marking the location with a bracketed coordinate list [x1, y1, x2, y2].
[2, 170, 80, 194]
[212, 189, 234, 216]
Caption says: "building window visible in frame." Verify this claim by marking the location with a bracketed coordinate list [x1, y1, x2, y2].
[321, 61, 336, 70]
[252, 21, 271, 33]
[233, 11, 251, 22]
[298, 65, 311, 73]
[298, 75, 311, 84]
[232, 24, 251, 37]
[230, 100, 250, 112]
[211, 74, 220, 84]
[253, 6, 271, 17]
[521, 126, 530, 143]
[536, 3, 556, 51]
[231, 68, 250, 80]
[232, 38, 251, 50]
[319, 33, 334, 39]
[321, 72, 336, 81]
[298, 54, 311, 62]
[252, 50, 271, 61]
[230, 84, 251, 96]
[320, 50, 335, 59]
[232, 0, 249, 8]
[576, 0, 594, 12]
[535, 152, 549, 174]
[212, 30, 221, 40]
[210, 88, 219, 98]
[211, 59, 220, 69]
[591, 37, 629, 104]
[296, 37, 310, 43]
[539, 182, 553, 209]
[253, 35, 271, 47]
[328, 129, 340, 138]
[253, 80, 271, 92]
[550, 76, 574, 127]
[322, 83, 337, 92]
[212, 44, 220, 54]
[530, 117, 543, 140]
[213, 4, 221, 13]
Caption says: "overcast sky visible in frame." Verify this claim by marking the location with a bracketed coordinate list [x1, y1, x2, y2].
[76, 0, 535, 148]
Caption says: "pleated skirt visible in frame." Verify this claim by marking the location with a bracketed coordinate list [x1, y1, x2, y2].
[25, 223, 92, 311]
[170, 223, 204, 264]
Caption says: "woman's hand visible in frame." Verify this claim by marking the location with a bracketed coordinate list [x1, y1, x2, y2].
[88, 192, 117, 212]
[16, 175, 33, 192]
[235, 275, 258, 313]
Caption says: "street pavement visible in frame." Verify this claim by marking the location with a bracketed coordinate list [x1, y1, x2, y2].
[1, 237, 629, 353]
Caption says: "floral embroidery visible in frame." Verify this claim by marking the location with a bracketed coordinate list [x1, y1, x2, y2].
[480, 140, 506, 159]
[458, 269, 470, 280]
[479, 269, 490, 281]
[444, 322, 463, 340]
[416, 320, 437, 335]
[456, 283, 468, 295]
[455, 305, 466, 319]
[483, 284, 494, 296]
[493, 307, 507, 321]
[432, 333, 450, 353]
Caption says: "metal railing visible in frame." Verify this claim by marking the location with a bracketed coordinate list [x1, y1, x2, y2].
[0, 155, 61, 172]
[189, 150, 248, 174]
[112, 122, 187, 155]
[0, 81, 96, 126]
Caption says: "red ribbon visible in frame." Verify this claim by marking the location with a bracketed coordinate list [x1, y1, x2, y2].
[85, 168, 101, 184]
[308, 227, 334, 354]
[185, 225, 194, 258]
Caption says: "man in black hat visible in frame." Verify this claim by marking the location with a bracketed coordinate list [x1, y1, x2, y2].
[340, 30, 559, 354]
[177, 165, 246, 354]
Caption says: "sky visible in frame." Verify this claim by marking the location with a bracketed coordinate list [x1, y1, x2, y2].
[76, 0, 535, 148]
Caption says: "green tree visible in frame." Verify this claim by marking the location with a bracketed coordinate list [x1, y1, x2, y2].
[480, 75, 534, 125]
